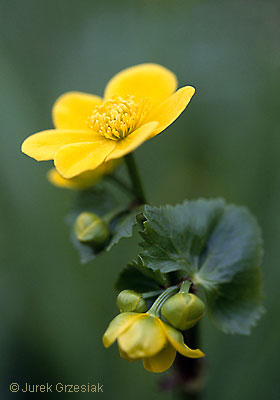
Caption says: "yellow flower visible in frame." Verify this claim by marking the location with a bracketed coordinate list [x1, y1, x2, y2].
[21, 64, 195, 178]
[103, 312, 204, 373]
[47, 159, 121, 190]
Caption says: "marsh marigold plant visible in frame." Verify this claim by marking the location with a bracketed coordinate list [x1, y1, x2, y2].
[21, 62, 265, 397]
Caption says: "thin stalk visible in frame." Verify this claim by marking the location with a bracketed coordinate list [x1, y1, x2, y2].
[179, 280, 192, 294]
[105, 174, 134, 198]
[142, 290, 164, 299]
[148, 286, 178, 316]
[102, 206, 129, 225]
[124, 153, 147, 204]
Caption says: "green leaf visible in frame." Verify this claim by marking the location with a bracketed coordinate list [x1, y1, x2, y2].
[70, 230, 100, 264]
[138, 199, 264, 334]
[206, 266, 265, 335]
[107, 206, 144, 251]
[115, 258, 167, 292]
[139, 198, 225, 274]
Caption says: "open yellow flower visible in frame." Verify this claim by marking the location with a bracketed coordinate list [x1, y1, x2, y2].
[103, 312, 204, 373]
[21, 64, 195, 178]
[47, 159, 121, 190]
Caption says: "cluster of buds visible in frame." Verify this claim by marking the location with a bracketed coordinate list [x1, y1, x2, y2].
[103, 280, 205, 373]
[117, 282, 205, 330]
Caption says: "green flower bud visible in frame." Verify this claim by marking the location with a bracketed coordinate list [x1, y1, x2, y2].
[74, 212, 110, 246]
[117, 290, 147, 313]
[161, 293, 205, 331]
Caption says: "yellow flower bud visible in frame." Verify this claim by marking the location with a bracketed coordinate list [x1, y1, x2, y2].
[74, 212, 110, 246]
[117, 290, 147, 313]
[103, 312, 204, 373]
[161, 293, 205, 331]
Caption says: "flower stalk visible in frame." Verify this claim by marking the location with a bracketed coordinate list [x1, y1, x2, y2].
[104, 174, 134, 198]
[147, 286, 179, 316]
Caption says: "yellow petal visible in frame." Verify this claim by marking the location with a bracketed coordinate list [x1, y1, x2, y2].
[21, 129, 96, 161]
[54, 139, 116, 178]
[52, 91, 102, 130]
[47, 168, 103, 190]
[103, 313, 140, 348]
[104, 64, 177, 106]
[143, 343, 176, 373]
[105, 122, 158, 162]
[119, 348, 136, 362]
[118, 315, 166, 359]
[47, 159, 121, 190]
[146, 86, 195, 137]
[160, 321, 204, 358]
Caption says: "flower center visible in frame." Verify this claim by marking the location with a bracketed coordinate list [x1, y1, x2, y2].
[88, 96, 151, 140]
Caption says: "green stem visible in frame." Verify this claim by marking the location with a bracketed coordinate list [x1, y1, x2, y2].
[124, 153, 147, 204]
[102, 206, 129, 225]
[105, 174, 134, 198]
[179, 280, 191, 294]
[142, 290, 163, 299]
[147, 286, 178, 316]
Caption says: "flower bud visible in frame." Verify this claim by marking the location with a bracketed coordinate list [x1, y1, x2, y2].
[161, 293, 205, 331]
[74, 212, 110, 246]
[117, 290, 147, 313]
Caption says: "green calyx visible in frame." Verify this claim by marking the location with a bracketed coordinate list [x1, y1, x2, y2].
[161, 291, 205, 330]
[74, 212, 110, 246]
[117, 290, 147, 313]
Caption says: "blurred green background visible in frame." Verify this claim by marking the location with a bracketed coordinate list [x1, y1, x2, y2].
[1, 0, 279, 398]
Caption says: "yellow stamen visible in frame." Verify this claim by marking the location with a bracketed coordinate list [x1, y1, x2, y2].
[88, 96, 151, 140]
